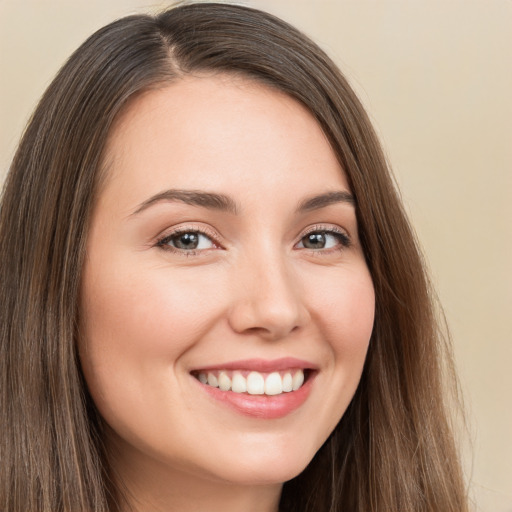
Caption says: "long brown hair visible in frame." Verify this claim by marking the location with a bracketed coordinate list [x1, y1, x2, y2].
[0, 3, 468, 511]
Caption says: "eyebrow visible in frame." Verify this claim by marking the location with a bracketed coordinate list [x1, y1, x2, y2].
[130, 188, 355, 217]
[296, 190, 355, 212]
[131, 189, 239, 216]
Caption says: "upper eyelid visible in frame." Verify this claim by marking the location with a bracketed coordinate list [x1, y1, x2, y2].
[298, 224, 350, 239]
[159, 229, 215, 244]
[159, 223, 348, 238]
[157, 224, 220, 241]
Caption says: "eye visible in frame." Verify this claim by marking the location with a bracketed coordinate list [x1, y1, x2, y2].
[296, 229, 350, 251]
[157, 230, 216, 252]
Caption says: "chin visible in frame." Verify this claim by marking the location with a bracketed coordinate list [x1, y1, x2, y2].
[203, 441, 317, 486]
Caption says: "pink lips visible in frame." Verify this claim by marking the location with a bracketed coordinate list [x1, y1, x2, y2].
[191, 358, 317, 419]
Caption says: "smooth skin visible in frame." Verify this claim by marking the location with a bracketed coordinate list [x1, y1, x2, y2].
[79, 74, 375, 512]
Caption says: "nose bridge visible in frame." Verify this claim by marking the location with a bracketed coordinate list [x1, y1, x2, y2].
[228, 243, 308, 339]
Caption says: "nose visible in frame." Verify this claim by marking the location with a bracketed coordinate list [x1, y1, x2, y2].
[227, 255, 310, 341]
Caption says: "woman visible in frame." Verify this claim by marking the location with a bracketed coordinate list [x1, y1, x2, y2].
[0, 3, 468, 511]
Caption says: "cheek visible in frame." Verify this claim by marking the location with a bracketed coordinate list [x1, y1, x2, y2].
[310, 267, 375, 355]
[306, 265, 374, 424]
[78, 259, 222, 414]
[81, 264, 218, 355]
[289, 264, 374, 448]
[78, 262, 227, 452]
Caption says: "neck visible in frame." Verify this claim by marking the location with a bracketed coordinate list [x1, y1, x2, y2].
[121, 478, 281, 512]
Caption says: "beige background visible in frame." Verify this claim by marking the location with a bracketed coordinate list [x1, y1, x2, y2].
[1, 1, 511, 510]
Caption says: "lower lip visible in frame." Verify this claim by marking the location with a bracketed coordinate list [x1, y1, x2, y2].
[194, 373, 315, 419]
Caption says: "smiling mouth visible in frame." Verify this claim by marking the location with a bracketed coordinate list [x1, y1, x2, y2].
[191, 368, 310, 396]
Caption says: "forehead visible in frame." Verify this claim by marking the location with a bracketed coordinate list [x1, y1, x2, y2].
[100, 74, 349, 212]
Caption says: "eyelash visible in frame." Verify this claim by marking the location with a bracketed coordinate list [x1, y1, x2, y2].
[155, 224, 351, 257]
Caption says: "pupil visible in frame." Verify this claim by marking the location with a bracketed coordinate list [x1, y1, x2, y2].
[176, 232, 198, 249]
[305, 233, 325, 249]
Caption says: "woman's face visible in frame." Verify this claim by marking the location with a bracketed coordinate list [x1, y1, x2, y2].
[79, 75, 374, 489]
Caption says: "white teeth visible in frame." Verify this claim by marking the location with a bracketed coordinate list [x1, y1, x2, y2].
[264, 372, 283, 395]
[218, 371, 231, 391]
[292, 370, 304, 391]
[231, 371, 247, 393]
[247, 371, 265, 395]
[282, 372, 293, 392]
[197, 369, 306, 396]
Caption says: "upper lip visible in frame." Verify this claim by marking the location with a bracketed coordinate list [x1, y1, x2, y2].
[190, 357, 317, 373]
